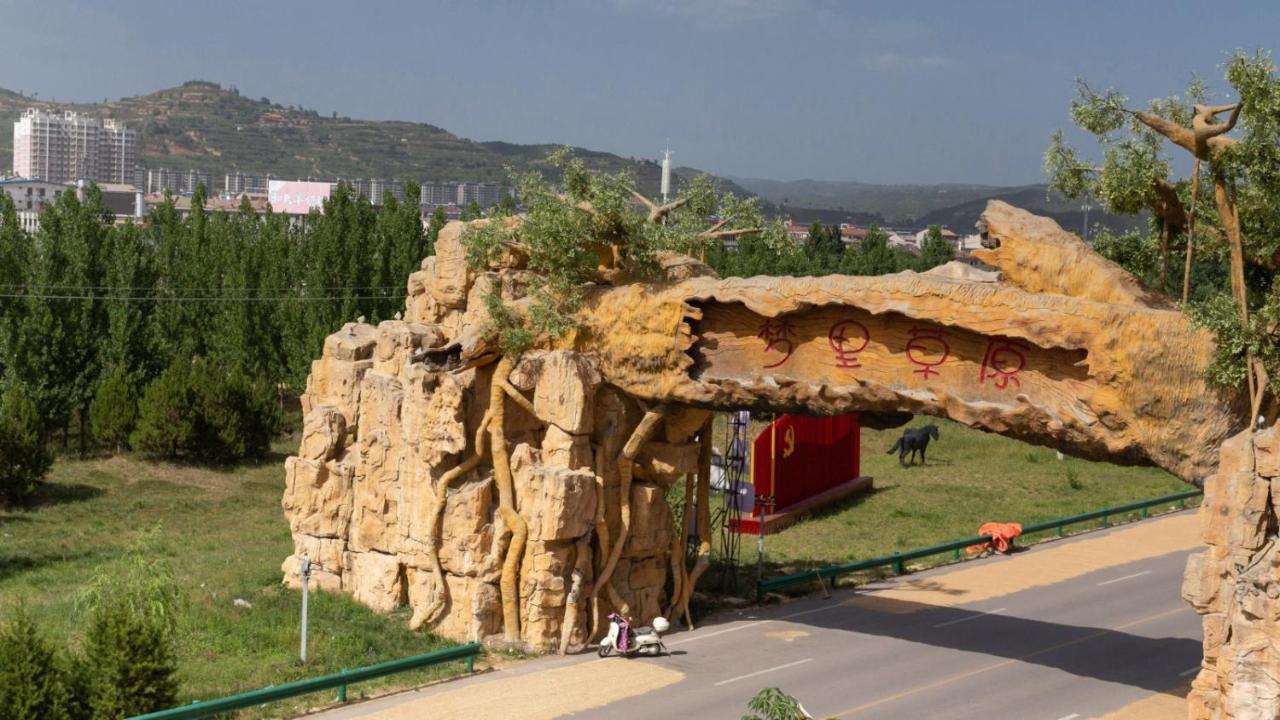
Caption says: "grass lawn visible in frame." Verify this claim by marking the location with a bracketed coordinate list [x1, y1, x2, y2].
[0, 435, 467, 718]
[719, 417, 1194, 579]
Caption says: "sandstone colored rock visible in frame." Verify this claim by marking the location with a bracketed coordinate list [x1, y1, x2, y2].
[284, 202, 1266, 711]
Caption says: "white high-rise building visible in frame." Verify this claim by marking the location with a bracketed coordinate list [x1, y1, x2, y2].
[12, 109, 137, 184]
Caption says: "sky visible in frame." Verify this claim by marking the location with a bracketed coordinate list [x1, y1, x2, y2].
[0, 1, 1276, 185]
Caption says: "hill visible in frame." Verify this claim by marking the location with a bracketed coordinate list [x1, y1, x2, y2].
[735, 176, 1142, 234]
[0, 80, 746, 197]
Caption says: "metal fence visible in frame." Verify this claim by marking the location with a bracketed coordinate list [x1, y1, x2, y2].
[130, 642, 482, 720]
[756, 489, 1202, 598]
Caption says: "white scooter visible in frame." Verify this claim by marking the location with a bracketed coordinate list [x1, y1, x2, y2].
[598, 613, 669, 657]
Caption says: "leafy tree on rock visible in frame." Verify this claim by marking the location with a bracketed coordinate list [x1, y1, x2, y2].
[1048, 50, 1280, 420]
[450, 151, 784, 644]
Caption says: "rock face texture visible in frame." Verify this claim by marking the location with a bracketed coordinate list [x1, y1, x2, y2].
[283, 201, 1259, 713]
[1184, 427, 1280, 720]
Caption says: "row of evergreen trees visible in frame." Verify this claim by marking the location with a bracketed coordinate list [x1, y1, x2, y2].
[0, 181, 445, 497]
[0, 177, 953, 502]
[707, 222, 954, 278]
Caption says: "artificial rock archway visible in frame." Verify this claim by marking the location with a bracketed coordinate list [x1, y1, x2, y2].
[282, 201, 1261, 718]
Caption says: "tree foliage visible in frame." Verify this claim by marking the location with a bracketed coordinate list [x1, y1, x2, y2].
[89, 366, 139, 453]
[0, 387, 52, 505]
[461, 150, 785, 355]
[742, 687, 810, 720]
[0, 179, 443, 460]
[1047, 50, 1280, 410]
[0, 605, 70, 720]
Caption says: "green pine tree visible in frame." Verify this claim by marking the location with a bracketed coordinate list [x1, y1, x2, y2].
[0, 387, 52, 505]
[0, 605, 70, 720]
[89, 367, 139, 454]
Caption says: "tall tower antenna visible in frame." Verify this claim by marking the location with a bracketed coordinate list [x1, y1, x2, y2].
[660, 141, 672, 204]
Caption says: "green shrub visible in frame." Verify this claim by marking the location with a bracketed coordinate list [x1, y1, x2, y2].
[130, 360, 195, 459]
[0, 605, 69, 720]
[188, 363, 280, 463]
[79, 530, 182, 717]
[82, 604, 178, 717]
[743, 687, 809, 720]
[89, 367, 139, 453]
[0, 387, 52, 506]
[132, 359, 280, 463]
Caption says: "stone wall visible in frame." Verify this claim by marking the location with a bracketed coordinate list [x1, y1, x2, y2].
[281, 220, 704, 650]
[1184, 426, 1280, 719]
[281, 203, 1275, 715]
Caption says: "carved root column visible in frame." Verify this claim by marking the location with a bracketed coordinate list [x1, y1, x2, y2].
[589, 406, 667, 638]
[489, 357, 526, 643]
[675, 418, 713, 628]
[1184, 426, 1280, 719]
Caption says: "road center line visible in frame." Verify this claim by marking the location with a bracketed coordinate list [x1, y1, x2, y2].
[933, 607, 1007, 628]
[1180, 666, 1202, 677]
[667, 619, 775, 647]
[1056, 714, 1081, 720]
[1096, 570, 1152, 586]
[714, 658, 815, 687]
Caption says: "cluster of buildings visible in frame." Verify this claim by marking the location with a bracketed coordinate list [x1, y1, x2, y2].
[5, 108, 514, 232]
[782, 219, 985, 258]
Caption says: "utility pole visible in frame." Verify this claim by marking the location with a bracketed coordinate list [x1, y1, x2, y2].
[300, 557, 311, 662]
[1081, 197, 1093, 244]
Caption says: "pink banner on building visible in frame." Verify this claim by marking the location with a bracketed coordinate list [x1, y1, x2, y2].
[268, 180, 330, 215]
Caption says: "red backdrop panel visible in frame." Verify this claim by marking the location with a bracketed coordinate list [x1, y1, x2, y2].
[751, 414, 860, 514]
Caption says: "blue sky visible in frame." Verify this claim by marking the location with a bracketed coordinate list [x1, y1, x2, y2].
[1, 1, 1275, 184]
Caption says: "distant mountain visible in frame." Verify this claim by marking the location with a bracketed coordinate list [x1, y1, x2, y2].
[732, 177, 1008, 225]
[735, 177, 1141, 235]
[0, 80, 748, 198]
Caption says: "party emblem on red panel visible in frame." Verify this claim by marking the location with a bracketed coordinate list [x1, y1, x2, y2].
[905, 327, 950, 379]
[827, 319, 870, 369]
[757, 317, 797, 368]
[980, 337, 1030, 390]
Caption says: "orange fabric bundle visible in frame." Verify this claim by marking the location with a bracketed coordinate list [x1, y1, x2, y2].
[967, 522, 1023, 554]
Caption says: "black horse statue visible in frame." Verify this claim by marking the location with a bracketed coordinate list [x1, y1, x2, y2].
[887, 424, 940, 466]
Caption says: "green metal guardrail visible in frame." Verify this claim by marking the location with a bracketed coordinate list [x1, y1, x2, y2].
[756, 488, 1202, 599]
[129, 642, 482, 720]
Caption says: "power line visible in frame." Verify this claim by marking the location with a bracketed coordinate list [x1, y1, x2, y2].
[0, 291, 407, 303]
[0, 284, 408, 292]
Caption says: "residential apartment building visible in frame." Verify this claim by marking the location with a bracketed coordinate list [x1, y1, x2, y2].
[12, 109, 137, 184]
[146, 167, 213, 195]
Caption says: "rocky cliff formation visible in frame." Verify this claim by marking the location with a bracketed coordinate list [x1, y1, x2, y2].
[282, 201, 1265, 718]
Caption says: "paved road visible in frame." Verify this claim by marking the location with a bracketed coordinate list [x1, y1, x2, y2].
[313, 512, 1201, 720]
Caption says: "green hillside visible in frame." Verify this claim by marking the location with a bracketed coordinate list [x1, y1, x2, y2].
[0, 80, 742, 197]
[735, 176, 1141, 234]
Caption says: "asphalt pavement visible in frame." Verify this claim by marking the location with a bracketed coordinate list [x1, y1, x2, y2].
[310, 511, 1201, 720]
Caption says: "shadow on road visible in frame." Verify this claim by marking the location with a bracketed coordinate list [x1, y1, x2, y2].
[773, 594, 1198, 695]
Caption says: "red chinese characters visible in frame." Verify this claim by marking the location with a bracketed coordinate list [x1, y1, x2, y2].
[980, 338, 1030, 389]
[757, 317, 797, 368]
[905, 327, 950, 379]
[827, 319, 870, 369]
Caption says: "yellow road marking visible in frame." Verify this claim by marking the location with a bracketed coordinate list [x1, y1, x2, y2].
[832, 607, 1186, 717]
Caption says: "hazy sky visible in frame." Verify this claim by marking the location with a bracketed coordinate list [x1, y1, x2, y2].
[1, 1, 1276, 184]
